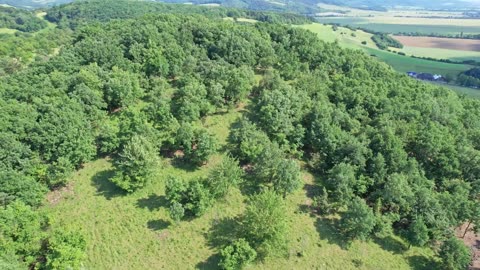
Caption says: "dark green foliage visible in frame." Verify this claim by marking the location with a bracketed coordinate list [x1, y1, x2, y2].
[165, 176, 213, 217]
[339, 197, 376, 241]
[371, 33, 403, 50]
[405, 217, 429, 247]
[169, 202, 185, 223]
[45, 230, 87, 270]
[439, 237, 471, 270]
[229, 118, 271, 163]
[219, 238, 257, 270]
[176, 123, 218, 165]
[111, 135, 158, 192]
[240, 190, 288, 257]
[0, 170, 47, 207]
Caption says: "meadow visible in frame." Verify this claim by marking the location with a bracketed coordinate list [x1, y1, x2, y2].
[42, 107, 438, 270]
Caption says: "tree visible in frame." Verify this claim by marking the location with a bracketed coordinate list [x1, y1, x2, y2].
[176, 123, 218, 165]
[339, 197, 376, 241]
[169, 202, 185, 223]
[206, 155, 244, 199]
[104, 67, 143, 111]
[405, 217, 429, 248]
[439, 237, 471, 270]
[219, 239, 257, 270]
[273, 159, 302, 197]
[110, 135, 158, 192]
[46, 230, 87, 270]
[229, 118, 271, 163]
[241, 190, 288, 257]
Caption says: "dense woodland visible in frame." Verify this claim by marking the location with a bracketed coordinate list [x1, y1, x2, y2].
[0, 6, 47, 32]
[1, 0, 480, 269]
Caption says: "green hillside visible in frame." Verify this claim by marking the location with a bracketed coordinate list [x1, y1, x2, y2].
[1, 1, 480, 270]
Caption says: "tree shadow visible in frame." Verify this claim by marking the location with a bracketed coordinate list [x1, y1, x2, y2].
[170, 158, 199, 172]
[195, 253, 221, 270]
[373, 236, 408, 254]
[304, 183, 321, 199]
[314, 217, 349, 249]
[91, 169, 125, 200]
[239, 173, 261, 196]
[408, 255, 440, 270]
[205, 217, 239, 249]
[136, 194, 168, 211]
[147, 219, 171, 231]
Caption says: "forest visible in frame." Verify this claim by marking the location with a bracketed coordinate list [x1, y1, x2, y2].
[1, 0, 480, 269]
[0, 6, 47, 32]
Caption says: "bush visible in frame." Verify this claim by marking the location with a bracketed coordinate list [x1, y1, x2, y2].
[219, 239, 257, 270]
[110, 135, 158, 192]
[439, 237, 471, 270]
[46, 230, 87, 270]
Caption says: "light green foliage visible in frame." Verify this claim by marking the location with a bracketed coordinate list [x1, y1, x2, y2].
[206, 155, 244, 199]
[439, 237, 471, 270]
[219, 239, 257, 270]
[111, 135, 158, 192]
[46, 230, 87, 270]
[229, 118, 271, 163]
[241, 190, 288, 257]
[0, 201, 44, 266]
[340, 197, 376, 241]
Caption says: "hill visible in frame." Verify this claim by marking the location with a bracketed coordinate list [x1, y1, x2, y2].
[1, 1, 480, 269]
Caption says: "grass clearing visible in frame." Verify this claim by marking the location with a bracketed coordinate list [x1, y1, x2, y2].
[0, 28, 16, 34]
[42, 106, 438, 269]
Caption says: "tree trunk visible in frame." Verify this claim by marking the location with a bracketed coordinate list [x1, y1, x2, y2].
[463, 221, 472, 238]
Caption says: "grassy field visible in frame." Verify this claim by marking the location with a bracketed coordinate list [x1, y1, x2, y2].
[0, 27, 16, 34]
[41, 106, 438, 269]
[391, 46, 480, 63]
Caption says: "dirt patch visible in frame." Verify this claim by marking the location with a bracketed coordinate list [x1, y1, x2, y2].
[46, 182, 75, 206]
[393, 36, 480, 52]
[455, 223, 480, 270]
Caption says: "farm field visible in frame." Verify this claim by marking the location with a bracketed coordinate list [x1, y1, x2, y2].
[391, 46, 480, 63]
[393, 36, 480, 51]
[42, 108, 437, 270]
[300, 23, 474, 78]
[315, 17, 480, 35]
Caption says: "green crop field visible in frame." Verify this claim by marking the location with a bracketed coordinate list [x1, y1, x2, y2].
[41, 107, 438, 269]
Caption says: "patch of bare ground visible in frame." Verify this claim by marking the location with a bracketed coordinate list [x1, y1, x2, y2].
[46, 182, 75, 205]
[393, 36, 480, 52]
[456, 223, 480, 270]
